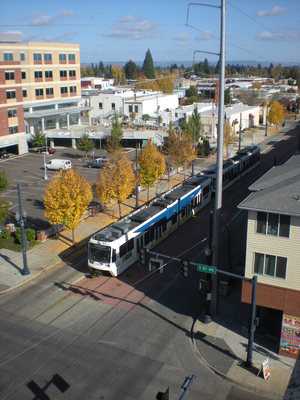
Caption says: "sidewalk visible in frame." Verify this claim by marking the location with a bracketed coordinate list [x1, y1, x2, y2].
[192, 318, 295, 399]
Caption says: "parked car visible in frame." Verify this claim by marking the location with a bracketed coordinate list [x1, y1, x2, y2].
[86, 157, 108, 169]
[31, 146, 56, 154]
[0, 151, 13, 159]
[45, 159, 72, 170]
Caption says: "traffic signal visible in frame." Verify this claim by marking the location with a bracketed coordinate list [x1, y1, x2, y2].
[156, 387, 169, 400]
[181, 261, 189, 277]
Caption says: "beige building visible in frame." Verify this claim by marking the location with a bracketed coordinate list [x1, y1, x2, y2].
[239, 154, 300, 358]
[0, 41, 86, 153]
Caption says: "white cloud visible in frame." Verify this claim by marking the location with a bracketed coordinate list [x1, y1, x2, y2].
[172, 32, 190, 43]
[31, 10, 74, 26]
[103, 16, 158, 40]
[0, 31, 22, 42]
[196, 31, 214, 40]
[256, 5, 286, 17]
[256, 30, 300, 41]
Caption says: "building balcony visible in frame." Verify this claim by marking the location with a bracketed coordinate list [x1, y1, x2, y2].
[46, 94, 54, 99]
[34, 60, 42, 65]
[45, 77, 53, 82]
[35, 78, 43, 82]
[60, 77, 68, 81]
[61, 92, 68, 97]
[35, 95, 44, 100]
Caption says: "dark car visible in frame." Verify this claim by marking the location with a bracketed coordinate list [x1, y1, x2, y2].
[30, 147, 56, 154]
[86, 157, 108, 168]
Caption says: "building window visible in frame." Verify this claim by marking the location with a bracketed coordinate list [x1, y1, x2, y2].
[21, 71, 26, 79]
[8, 126, 18, 134]
[20, 53, 25, 61]
[256, 212, 290, 238]
[34, 71, 43, 79]
[22, 89, 27, 98]
[6, 90, 16, 99]
[46, 88, 54, 96]
[134, 105, 138, 113]
[253, 252, 287, 279]
[69, 70, 76, 78]
[5, 71, 15, 80]
[129, 105, 133, 113]
[60, 87, 68, 94]
[35, 88, 44, 97]
[4, 53, 13, 61]
[99, 102, 103, 110]
[60, 70, 67, 78]
[68, 54, 76, 62]
[111, 103, 115, 111]
[7, 109, 17, 118]
[44, 53, 52, 62]
[59, 54, 66, 62]
[69, 86, 77, 94]
[33, 53, 42, 62]
[45, 70, 53, 79]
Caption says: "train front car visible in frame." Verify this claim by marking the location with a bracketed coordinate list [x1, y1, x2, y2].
[88, 229, 118, 276]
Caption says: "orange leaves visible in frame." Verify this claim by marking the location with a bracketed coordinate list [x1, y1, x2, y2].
[138, 141, 166, 189]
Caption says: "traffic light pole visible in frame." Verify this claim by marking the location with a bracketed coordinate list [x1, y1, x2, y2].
[211, 0, 226, 318]
[17, 183, 30, 276]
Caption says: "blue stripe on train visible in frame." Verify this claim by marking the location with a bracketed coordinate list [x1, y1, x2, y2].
[133, 186, 202, 234]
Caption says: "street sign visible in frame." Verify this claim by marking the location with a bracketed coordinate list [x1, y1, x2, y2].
[196, 264, 217, 274]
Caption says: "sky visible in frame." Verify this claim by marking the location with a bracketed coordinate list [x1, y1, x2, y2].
[1, 0, 300, 64]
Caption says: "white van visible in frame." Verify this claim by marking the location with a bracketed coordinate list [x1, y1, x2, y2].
[46, 159, 72, 171]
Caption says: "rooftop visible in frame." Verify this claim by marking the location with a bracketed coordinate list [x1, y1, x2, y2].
[239, 153, 300, 217]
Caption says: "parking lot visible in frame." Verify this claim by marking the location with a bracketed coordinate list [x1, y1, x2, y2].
[0, 147, 120, 229]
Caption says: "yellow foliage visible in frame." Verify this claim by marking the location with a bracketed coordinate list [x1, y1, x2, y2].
[96, 154, 136, 215]
[111, 65, 126, 85]
[157, 76, 174, 93]
[224, 121, 235, 158]
[138, 141, 166, 191]
[167, 130, 196, 169]
[267, 101, 285, 126]
[44, 169, 92, 237]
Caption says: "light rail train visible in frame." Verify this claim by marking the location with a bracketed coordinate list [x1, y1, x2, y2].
[88, 145, 260, 276]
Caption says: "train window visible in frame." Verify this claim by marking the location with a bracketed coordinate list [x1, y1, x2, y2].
[145, 231, 150, 245]
[171, 214, 177, 224]
[203, 186, 209, 197]
[112, 250, 117, 262]
[128, 238, 134, 251]
[119, 239, 134, 257]
[162, 221, 167, 232]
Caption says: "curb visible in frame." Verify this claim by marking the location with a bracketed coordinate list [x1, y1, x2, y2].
[190, 319, 283, 400]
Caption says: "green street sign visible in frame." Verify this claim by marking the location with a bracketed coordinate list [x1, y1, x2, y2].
[196, 264, 217, 274]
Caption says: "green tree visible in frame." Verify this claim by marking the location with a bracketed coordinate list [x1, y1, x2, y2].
[182, 109, 202, 146]
[142, 49, 156, 79]
[31, 131, 46, 148]
[107, 115, 123, 152]
[77, 133, 94, 159]
[224, 88, 231, 105]
[124, 60, 138, 80]
[138, 141, 166, 200]
[44, 169, 92, 243]
[186, 86, 198, 98]
[0, 171, 9, 225]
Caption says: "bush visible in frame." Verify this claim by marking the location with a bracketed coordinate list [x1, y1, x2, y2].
[15, 227, 36, 244]
[0, 229, 10, 240]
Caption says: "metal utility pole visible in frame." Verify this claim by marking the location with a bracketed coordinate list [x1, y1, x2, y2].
[238, 112, 242, 151]
[17, 184, 30, 275]
[264, 104, 268, 137]
[210, 0, 226, 317]
[43, 152, 48, 180]
[246, 275, 257, 367]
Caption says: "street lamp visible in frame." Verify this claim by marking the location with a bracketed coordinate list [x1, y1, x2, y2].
[43, 152, 48, 180]
[16, 183, 30, 275]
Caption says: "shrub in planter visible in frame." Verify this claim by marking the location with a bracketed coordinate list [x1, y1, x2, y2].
[0, 229, 10, 240]
[15, 227, 36, 244]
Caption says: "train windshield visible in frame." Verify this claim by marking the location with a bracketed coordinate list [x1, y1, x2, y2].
[89, 243, 111, 263]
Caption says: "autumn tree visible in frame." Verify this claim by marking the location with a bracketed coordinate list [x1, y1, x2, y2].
[267, 101, 285, 126]
[166, 124, 196, 177]
[111, 65, 126, 85]
[96, 154, 135, 218]
[44, 169, 92, 243]
[224, 121, 235, 158]
[157, 76, 174, 93]
[77, 133, 94, 159]
[107, 114, 123, 153]
[138, 141, 166, 200]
